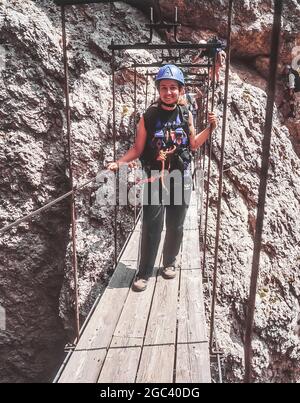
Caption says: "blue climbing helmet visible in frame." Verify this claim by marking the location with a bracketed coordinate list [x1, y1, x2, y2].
[155, 64, 185, 87]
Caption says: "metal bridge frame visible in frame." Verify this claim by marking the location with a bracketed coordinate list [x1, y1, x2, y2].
[0, 0, 283, 383]
[54, 0, 285, 383]
[108, 7, 227, 380]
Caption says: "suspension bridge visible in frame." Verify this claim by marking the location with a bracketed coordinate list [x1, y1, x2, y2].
[55, 190, 212, 383]
[0, 0, 284, 383]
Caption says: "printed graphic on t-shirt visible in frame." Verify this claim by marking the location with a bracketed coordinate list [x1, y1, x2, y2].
[151, 116, 188, 151]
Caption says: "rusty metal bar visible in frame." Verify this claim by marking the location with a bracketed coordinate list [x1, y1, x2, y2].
[205, 65, 210, 125]
[133, 65, 137, 228]
[209, 0, 233, 352]
[145, 69, 149, 110]
[61, 5, 80, 342]
[133, 65, 137, 136]
[244, 0, 283, 383]
[136, 6, 154, 45]
[145, 21, 180, 30]
[0, 179, 96, 234]
[133, 62, 212, 68]
[197, 65, 211, 220]
[173, 6, 190, 44]
[145, 72, 208, 79]
[159, 52, 182, 64]
[201, 54, 216, 279]
[185, 80, 207, 86]
[111, 49, 118, 266]
[54, 0, 113, 4]
[109, 43, 221, 51]
[198, 74, 210, 241]
[186, 73, 208, 78]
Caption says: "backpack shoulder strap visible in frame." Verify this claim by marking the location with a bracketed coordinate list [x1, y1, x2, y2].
[178, 105, 191, 147]
[143, 104, 159, 135]
[144, 104, 190, 135]
[178, 104, 190, 125]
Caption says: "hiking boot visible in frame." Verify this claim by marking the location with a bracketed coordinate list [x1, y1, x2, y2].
[162, 266, 176, 279]
[132, 277, 148, 292]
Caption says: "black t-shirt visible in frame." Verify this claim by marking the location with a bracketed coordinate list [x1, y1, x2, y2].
[141, 104, 190, 174]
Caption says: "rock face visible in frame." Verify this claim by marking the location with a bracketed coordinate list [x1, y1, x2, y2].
[0, 0, 69, 382]
[129, 0, 300, 76]
[0, 0, 299, 383]
[206, 69, 300, 382]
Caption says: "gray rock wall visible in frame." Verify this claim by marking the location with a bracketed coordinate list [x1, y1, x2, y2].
[0, 0, 69, 382]
[207, 70, 300, 382]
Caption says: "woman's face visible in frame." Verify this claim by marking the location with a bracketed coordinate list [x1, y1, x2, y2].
[159, 79, 182, 104]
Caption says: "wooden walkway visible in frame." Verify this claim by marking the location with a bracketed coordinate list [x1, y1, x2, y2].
[55, 191, 211, 383]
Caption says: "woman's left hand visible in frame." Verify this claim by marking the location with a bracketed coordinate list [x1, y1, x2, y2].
[208, 112, 217, 130]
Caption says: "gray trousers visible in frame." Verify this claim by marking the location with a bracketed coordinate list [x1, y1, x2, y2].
[137, 177, 192, 280]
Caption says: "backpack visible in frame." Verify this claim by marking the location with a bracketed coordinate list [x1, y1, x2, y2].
[291, 68, 300, 92]
[140, 104, 191, 173]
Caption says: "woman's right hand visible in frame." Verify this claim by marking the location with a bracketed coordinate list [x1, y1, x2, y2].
[208, 112, 217, 130]
[107, 161, 119, 171]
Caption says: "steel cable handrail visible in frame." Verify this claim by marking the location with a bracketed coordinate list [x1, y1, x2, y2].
[0, 178, 96, 235]
[244, 0, 283, 383]
[209, 0, 233, 353]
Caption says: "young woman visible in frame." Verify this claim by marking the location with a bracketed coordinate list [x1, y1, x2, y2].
[108, 64, 217, 291]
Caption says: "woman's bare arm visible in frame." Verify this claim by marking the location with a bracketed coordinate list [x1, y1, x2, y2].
[189, 112, 217, 151]
[107, 116, 147, 170]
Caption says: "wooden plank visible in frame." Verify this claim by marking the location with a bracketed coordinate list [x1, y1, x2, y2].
[135, 232, 178, 383]
[189, 190, 198, 207]
[110, 277, 156, 347]
[133, 218, 141, 232]
[58, 261, 135, 383]
[111, 234, 165, 348]
[136, 345, 175, 383]
[181, 229, 201, 269]
[58, 349, 107, 383]
[176, 343, 211, 383]
[176, 264, 211, 383]
[58, 189, 210, 384]
[177, 270, 207, 343]
[120, 230, 140, 262]
[184, 203, 199, 230]
[144, 272, 179, 345]
[98, 347, 141, 383]
[97, 233, 165, 382]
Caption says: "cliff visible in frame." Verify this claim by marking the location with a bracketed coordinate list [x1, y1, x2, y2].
[0, 0, 299, 382]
